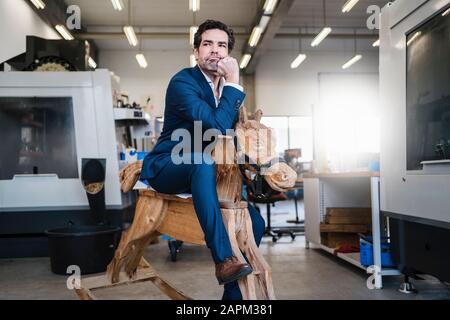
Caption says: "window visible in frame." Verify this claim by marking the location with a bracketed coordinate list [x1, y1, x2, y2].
[0, 97, 78, 180]
[260, 116, 313, 162]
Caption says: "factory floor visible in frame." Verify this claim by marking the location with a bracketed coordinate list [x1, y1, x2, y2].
[1, 200, 449, 300]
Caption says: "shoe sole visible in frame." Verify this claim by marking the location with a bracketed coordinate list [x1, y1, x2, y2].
[217, 267, 253, 285]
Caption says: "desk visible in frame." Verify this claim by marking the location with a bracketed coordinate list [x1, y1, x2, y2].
[304, 172, 401, 289]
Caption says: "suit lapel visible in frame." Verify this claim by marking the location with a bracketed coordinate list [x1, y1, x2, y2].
[192, 66, 216, 108]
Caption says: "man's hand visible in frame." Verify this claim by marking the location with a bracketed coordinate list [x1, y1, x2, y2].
[217, 57, 239, 84]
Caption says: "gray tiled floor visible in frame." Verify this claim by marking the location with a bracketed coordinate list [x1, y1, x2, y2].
[1, 200, 449, 300]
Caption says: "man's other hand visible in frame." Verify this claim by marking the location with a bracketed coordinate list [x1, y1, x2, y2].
[217, 57, 239, 84]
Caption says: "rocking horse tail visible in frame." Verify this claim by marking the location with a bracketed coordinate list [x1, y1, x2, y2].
[119, 161, 144, 193]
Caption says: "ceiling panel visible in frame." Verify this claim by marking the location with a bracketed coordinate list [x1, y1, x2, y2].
[68, 0, 259, 28]
[283, 0, 391, 29]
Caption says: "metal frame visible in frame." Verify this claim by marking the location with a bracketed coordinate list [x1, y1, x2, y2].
[305, 174, 401, 289]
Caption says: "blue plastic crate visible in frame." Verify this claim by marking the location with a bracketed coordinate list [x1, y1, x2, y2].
[359, 235, 396, 268]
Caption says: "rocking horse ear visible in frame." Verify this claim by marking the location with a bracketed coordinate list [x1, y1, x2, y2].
[254, 109, 263, 123]
[239, 107, 248, 124]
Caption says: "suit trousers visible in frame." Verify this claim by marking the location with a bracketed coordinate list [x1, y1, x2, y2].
[146, 153, 265, 300]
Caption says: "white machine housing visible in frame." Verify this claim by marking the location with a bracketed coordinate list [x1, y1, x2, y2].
[0, 69, 131, 212]
[379, 0, 450, 224]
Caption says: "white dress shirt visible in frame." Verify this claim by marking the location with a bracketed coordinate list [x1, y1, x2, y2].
[199, 68, 244, 107]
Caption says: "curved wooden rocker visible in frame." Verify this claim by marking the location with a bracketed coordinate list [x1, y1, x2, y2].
[75, 108, 296, 300]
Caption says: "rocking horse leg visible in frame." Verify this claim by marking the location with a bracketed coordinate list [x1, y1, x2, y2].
[107, 195, 168, 283]
[236, 208, 276, 300]
[221, 208, 257, 300]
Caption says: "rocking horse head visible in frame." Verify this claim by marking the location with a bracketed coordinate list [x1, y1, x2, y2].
[233, 107, 297, 200]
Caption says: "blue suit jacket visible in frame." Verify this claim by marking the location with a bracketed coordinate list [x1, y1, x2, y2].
[140, 66, 246, 180]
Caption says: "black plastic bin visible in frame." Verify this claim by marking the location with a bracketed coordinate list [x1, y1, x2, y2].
[46, 225, 122, 275]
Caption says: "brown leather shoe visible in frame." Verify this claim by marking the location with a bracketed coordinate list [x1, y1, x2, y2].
[215, 256, 253, 285]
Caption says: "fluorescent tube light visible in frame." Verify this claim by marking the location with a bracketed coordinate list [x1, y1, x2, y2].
[442, 8, 450, 16]
[290, 54, 307, 69]
[239, 54, 252, 69]
[124, 26, 138, 46]
[111, 0, 124, 11]
[372, 39, 380, 47]
[311, 27, 332, 47]
[342, 54, 362, 69]
[342, 0, 360, 13]
[189, 0, 200, 12]
[136, 53, 148, 68]
[258, 15, 271, 33]
[55, 24, 74, 40]
[190, 26, 198, 46]
[263, 0, 278, 14]
[30, 0, 45, 9]
[88, 57, 97, 69]
[248, 27, 262, 47]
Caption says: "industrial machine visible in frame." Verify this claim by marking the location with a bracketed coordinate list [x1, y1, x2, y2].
[0, 69, 152, 257]
[379, 0, 450, 288]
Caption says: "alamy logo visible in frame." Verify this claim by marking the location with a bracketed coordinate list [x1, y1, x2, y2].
[366, 5, 381, 30]
[66, 5, 81, 30]
[169, 121, 277, 166]
[66, 265, 81, 290]
[366, 265, 381, 289]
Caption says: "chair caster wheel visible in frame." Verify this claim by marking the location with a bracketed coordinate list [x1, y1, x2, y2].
[291, 235, 296, 240]
[272, 237, 278, 242]
[168, 242, 177, 262]
[168, 240, 183, 262]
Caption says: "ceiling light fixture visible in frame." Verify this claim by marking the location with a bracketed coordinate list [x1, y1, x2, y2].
[55, 24, 74, 40]
[189, 26, 198, 46]
[263, 0, 278, 15]
[124, 26, 138, 46]
[136, 53, 148, 68]
[291, 30, 307, 69]
[311, 27, 332, 47]
[311, 0, 332, 47]
[342, 0, 360, 13]
[258, 15, 271, 33]
[111, 0, 124, 11]
[239, 54, 252, 69]
[189, 0, 200, 12]
[248, 27, 262, 47]
[342, 54, 362, 69]
[30, 0, 45, 9]
[291, 54, 307, 69]
[88, 57, 97, 69]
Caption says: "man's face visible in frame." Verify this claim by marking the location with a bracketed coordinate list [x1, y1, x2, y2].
[194, 29, 229, 74]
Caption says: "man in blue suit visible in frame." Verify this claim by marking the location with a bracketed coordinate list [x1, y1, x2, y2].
[140, 20, 265, 300]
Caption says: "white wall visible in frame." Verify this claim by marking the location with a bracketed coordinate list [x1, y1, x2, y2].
[0, 0, 60, 64]
[255, 37, 380, 171]
[255, 38, 379, 117]
[99, 49, 192, 117]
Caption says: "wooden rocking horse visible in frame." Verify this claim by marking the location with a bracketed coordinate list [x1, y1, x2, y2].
[75, 108, 297, 300]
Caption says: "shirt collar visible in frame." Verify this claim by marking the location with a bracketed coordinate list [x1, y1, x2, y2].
[199, 67, 225, 94]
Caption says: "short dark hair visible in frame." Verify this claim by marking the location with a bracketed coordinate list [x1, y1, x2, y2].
[193, 20, 235, 52]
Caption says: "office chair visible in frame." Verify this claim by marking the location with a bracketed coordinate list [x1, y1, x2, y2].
[247, 186, 304, 243]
